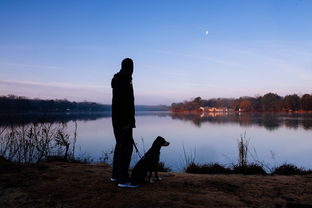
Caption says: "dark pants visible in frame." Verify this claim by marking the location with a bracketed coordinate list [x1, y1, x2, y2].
[112, 128, 133, 183]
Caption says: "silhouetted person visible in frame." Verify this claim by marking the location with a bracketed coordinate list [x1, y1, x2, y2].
[111, 58, 137, 188]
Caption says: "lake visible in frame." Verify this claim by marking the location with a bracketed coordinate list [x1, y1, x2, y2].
[1, 112, 312, 172]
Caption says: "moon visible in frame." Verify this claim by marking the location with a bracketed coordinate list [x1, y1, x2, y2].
[205, 31, 209, 35]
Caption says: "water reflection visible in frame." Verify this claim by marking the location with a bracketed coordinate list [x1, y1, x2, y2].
[0, 112, 311, 171]
[170, 112, 312, 130]
[0, 112, 111, 126]
[1, 112, 312, 131]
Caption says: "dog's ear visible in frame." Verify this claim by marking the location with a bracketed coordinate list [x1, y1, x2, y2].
[156, 136, 164, 140]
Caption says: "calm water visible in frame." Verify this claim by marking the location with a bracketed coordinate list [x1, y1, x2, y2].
[1, 112, 312, 171]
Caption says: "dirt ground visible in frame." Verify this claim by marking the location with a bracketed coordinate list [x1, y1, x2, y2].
[1, 160, 312, 208]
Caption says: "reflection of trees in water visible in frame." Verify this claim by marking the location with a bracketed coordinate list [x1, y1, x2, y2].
[0, 112, 111, 127]
[284, 119, 299, 129]
[303, 120, 312, 130]
[259, 115, 280, 131]
[170, 112, 312, 130]
[170, 113, 204, 127]
[1, 112, 311, 131]
[0, 111, 169, 127]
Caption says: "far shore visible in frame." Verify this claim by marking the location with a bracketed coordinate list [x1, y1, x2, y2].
[170, 110, 312, 114]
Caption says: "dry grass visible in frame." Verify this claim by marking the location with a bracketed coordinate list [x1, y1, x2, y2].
[1, 159, 312, 208]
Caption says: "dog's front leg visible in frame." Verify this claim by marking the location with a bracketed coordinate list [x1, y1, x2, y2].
[148, 171, 155, 183]
[155, 171, 162, 181]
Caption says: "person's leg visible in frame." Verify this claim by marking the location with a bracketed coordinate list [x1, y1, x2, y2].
[118, 128, 133, 184]
[112, 129, 121, 180]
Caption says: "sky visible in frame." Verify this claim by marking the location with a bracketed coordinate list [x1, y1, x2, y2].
[0, 0, 311, 105]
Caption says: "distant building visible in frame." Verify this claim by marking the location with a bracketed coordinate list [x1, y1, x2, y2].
[199, 107, 205, 112]
[207, 107, 228, 112]
[199, 107, 229, 112]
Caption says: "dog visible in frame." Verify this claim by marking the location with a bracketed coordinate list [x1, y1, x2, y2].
[131, 136, 170, 185]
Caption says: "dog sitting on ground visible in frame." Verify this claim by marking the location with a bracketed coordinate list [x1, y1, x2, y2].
[131, 136, 170, 185]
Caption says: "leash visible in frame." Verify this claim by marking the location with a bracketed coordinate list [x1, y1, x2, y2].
[132, 138, 143, 159]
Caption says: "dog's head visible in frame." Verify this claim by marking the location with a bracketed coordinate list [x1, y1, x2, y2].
[152, 136, 170, 148]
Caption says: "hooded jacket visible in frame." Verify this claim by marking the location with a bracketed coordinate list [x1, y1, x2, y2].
[111, 72, 135, 129]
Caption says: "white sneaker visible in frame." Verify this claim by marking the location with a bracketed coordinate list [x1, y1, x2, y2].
[117, 183, 140, 188]
[110, 178, 118, 182]
[118, 183, 130, 188]
[128, 183, 140, 188]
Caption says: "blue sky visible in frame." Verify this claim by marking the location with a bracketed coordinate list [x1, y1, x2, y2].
[0, 0, 311, 105]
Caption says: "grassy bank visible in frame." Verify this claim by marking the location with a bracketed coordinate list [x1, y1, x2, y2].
[1, 158, 312, 208]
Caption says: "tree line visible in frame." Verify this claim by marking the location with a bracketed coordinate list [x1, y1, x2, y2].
[0, 95, 169, 114]
[171, 93, 312, 112]
[0, 95, 111, 113]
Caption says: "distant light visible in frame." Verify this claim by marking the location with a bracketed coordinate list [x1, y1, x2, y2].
[205, 31, 209, 35]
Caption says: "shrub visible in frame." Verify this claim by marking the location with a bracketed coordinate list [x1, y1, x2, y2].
[185, 162, 202, 173]
[186, 162, 232, 174]
[232, 163, 267, 175]
[271, 164, 304, 175]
